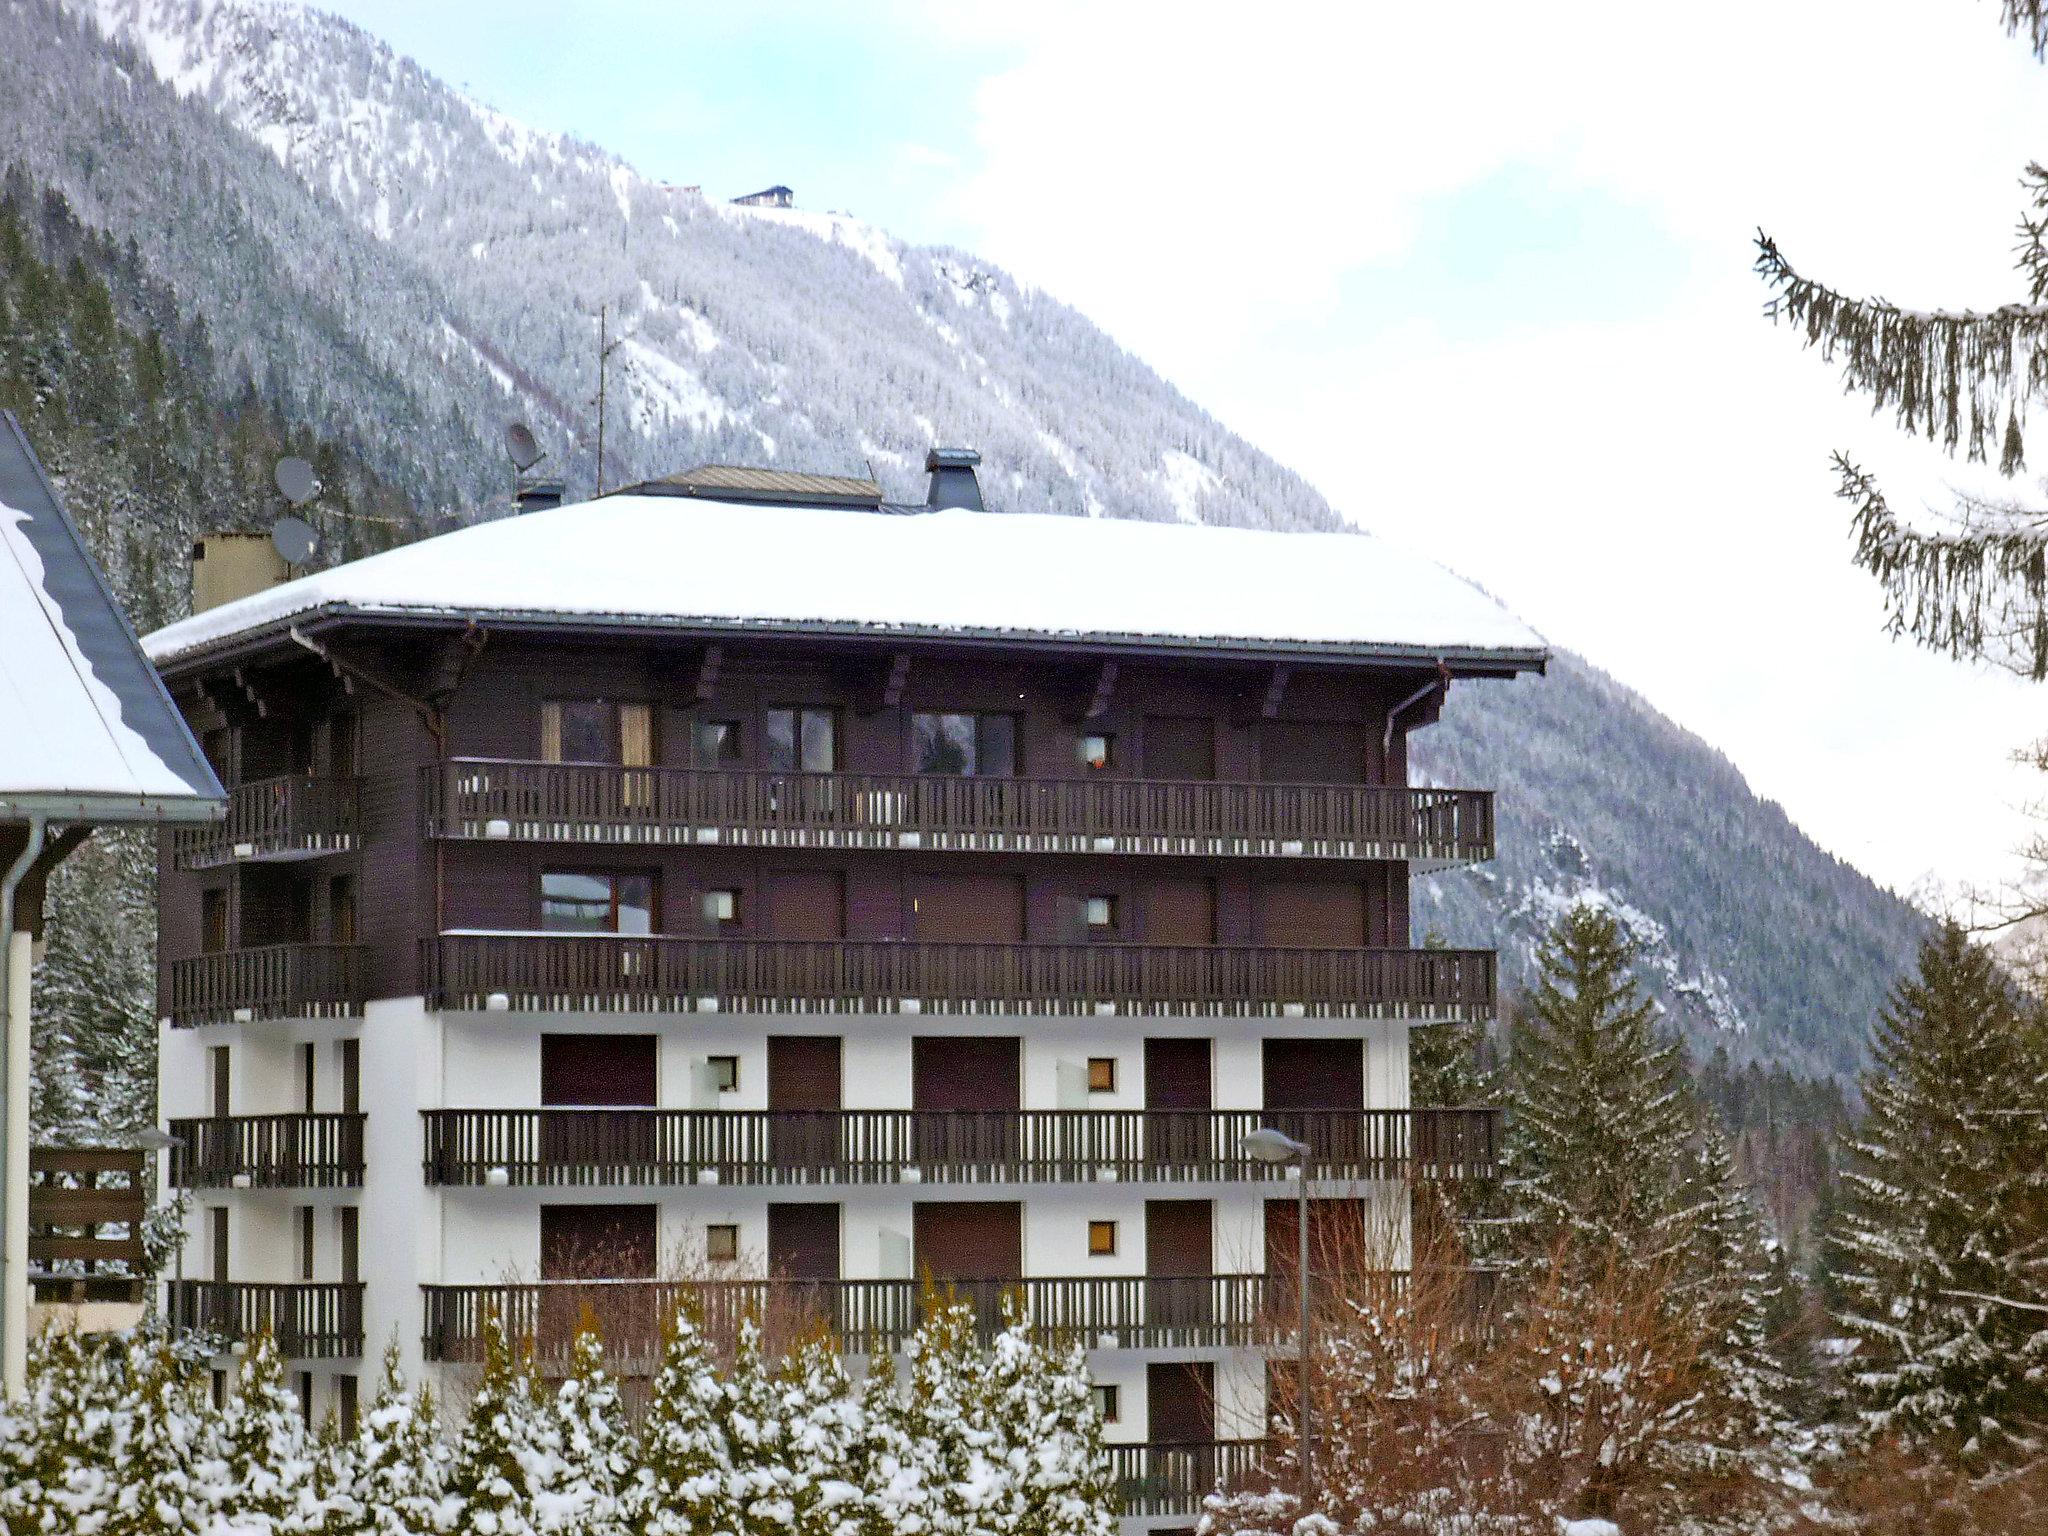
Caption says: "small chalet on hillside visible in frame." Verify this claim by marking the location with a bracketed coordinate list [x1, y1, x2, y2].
[141, 448, 1544, 1526]
[731, 184, 794, 208]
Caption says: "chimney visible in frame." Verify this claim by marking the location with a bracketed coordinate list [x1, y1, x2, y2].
[515, 478, 566, 515]
[924, 447, 984, 511]
[190, 534, 289, 614]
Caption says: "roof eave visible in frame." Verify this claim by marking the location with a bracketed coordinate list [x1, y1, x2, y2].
[148, 601, 1549, 680]
[0, 792, 226, 826]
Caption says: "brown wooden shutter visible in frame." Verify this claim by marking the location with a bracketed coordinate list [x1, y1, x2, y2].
[1145, 1200, 1213, 1277]
[909, 873, 1025, 943]
[912, 1036, 1021, 1111]
[913, 1201, 1021, 1282]
[767, 1202, 841, 1281]
[1260, 1038, 1364, 1109]
[1147, 879, 1216, 946]
[1255, 879, 1366, 946]
[541, 1035, 657, 1107]
[766, 870, 846, 940]
[1146, 1361, 1215, 1444]
[1259, 720, 1368, 783]
[540, 701, 564, 762]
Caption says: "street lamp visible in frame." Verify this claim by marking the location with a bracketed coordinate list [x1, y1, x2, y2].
[131, 1127, 187, 1315]
[1240, 1126, 1314, 1512]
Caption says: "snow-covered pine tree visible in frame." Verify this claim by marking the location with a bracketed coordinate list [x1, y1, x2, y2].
[1506, 899, 1697, 1266]
[714, 1316, 799, 1536]
[1830, 922, 2048, 1462]
[107, 1336, 228, 1536]
[976, 1307, 1115, 1536]
[895, 1297, 993, 1536]
[545, 1326, 637, 1536]
[446, 1310, 560, 1536]
[850, 1354, 928, 1536]
[220, 1330, 315, 1528]
[632, 1301, 732, 1536]
[775, 1331, 865, 1536]
[312, 1346, 452, 1536]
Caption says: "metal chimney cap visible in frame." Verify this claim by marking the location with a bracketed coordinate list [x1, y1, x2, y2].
[924, 447, 981, 471]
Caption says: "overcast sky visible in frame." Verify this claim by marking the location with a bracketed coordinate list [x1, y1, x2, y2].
[324, 0, 2042, 903]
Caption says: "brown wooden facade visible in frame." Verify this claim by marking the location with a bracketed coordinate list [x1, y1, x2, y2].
[156, 629, 1493, 1024]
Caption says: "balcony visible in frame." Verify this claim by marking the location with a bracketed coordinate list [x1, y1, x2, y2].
[168, 1113, 367, 1189]
[1110, 1440, 1272, 1518]
[425, 935, 1494, 1023]
[420, 1107, 1503, 1188]
[173, 775, 361, 870]
[166, 944, 367, 1028]
[422, 759, 1493, 868]
[422, 1272, 1289, 1365]
[167, 1280, 364, 1359]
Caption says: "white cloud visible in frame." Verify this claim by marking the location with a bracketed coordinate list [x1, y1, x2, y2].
[936, 0, 2048, 895]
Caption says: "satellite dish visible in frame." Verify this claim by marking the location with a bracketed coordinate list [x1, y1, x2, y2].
[504, 421, 543, 471]
[274, 456, 319, 506]
[271, 515, 319, 567]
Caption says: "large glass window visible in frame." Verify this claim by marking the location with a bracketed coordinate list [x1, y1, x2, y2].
[541, 872, 655, 934]
[765, 707, 836, 772]
[541, 700, 654, 766]
[692, 719, 742, 768]
[912, 712, 1018, 776]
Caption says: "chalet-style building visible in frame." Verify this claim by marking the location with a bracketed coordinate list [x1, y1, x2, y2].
[731, 184, 794, 208]
[143, 452, 1544, 1523]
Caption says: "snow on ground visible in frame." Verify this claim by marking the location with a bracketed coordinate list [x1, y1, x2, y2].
[1156, 449, 1220, 524]
[437, 321, 514, 396]
[617, 337, 732, 435]
[144, 494, 1549, 664]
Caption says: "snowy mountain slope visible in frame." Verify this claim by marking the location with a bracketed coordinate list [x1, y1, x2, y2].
[3, 0, 1926, 1077]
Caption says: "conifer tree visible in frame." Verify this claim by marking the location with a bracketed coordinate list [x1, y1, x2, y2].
[1830, 923, 2048, 1461]
[107, 1337, 226, 1536]
[977, 1308, 1115, 1536]
[850, 1355, 927, 1536]
[547, 1327, 637, 1536]
[320, 1346, 452, 1536]
[895, 1298, 990, 1536]
[1506, 901, 1696, 1267]
[447, 1311, 559, 1536]
[220, 1330, 315, 1528]
[775, 1332, 865, 1536]
[633, 1302, 732, 1536]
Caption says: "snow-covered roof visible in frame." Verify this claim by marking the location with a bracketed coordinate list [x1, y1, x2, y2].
[0, 412, 223, 821]
[142, 494, 1548, 671]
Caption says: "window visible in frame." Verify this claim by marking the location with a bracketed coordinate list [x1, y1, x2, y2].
[707, 1055, 740, 1093]
[1087, 1220, 1118, 1257]
[706, 1224, 740, 1263]
[210, 1369, 227, 1409]
[336, 1373, 359, 1437]
[1091, 1384, 1121, 1423]
[297, 1205, 316, 1281]
[912, 712, 1017, 776]
[1087, 1057, 1117, 1093]
[294, 1373, 314, 1428]
[1079, 734, 1114, 771]
[1085, 896, 1118, 931]
[299, 1042, 317, 1114]
[541, 700, 654, 766]
[692, 719, 742, 768]
[765, 707, 836, 772]
[337, 1207, 360, 1284]
[702, 889, 740, 927]
[541, 872, 655, 935]
[209, 1046, 231, 1119]
[338, 1038, 361, 1116]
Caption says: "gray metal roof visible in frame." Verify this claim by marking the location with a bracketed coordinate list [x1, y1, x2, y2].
[621, 463, 884, 507]
[0, 412, 223, 822]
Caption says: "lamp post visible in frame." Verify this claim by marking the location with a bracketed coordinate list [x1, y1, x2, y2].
[1240, 1126, 1314, 1513]
[131, 1127, 186, 1322]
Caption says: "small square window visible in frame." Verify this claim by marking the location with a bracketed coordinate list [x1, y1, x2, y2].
[706, 1224, 740, 1263]
[707, 1055, 739, 1093]
[1086, 1057, 1117, 1093]
[1085, 896, 1117, 929]
[703, 889, 739, 925]
[1079, 734, 1113, 771]
[1087, 1220, 1118, 1257]
[1091, 1383, 1121, 1423]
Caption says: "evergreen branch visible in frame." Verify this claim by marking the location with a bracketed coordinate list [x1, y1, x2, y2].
[1756, 232, 2048, 468]
[2003, 0, 2048, 60]
[1835, 455, 2048, 680]
[1938, 1286, 2048, 1316]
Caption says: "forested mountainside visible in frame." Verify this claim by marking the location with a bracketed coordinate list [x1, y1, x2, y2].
[0, 0, 1924, 1095]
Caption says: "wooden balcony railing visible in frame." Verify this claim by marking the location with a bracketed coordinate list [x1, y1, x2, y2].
[166, 944, 367, 1028]
[425, 935, 1494, 1022]
[28, 1147, 147, 1304]
[168, 1113, 366, 1189]
[421, 1106, 1503, 1188]
[174, 775, 361, 869]
[1110, 1440, 1273, 1517]
[422, 1272, 1291, 1365]
[167, 1280, 365, 1359]
[423, 759, 1493, 867]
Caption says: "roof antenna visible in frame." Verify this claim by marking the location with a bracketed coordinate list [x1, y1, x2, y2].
[271, 457, 321, 570]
